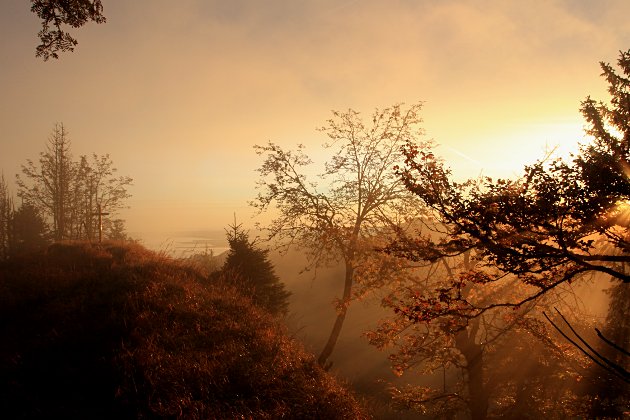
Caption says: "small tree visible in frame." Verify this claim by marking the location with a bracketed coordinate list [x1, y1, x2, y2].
[9, 203, 49, 256]
[252, 103, 425, 366]
[104, 218, 129, 241]
[73, 153, 133, 240]
[222, 222, 291, 316]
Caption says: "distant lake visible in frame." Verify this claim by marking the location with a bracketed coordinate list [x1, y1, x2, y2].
[132, 230, 230, 257]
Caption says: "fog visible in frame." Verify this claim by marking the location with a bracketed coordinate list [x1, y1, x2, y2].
[1, 1, 629, 417]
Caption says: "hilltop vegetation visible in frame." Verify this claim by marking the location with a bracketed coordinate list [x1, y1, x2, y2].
[0, 241, 367, 419]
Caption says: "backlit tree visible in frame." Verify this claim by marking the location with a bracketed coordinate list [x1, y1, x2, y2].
[17, 123, 132, 242]
[252, 103, 425, 367]
[380, 49, 630, 417]
[222, 221, 291, 316]
[390, 50, 629, 320]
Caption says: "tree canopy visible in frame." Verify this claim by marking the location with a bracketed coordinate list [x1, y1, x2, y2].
[389, 50, 629, 323]
[366, 49, 630, 419]
[30, 0, 106, 60]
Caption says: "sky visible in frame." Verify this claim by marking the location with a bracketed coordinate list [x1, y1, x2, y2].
[1, 0, 629, 248]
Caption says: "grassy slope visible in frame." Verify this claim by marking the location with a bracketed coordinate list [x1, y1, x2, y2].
[0, 242, 368, 419]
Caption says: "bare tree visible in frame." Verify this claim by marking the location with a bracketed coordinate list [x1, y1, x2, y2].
[17, 123, 73, 241]
[252, 102, 425, 367]
[16, 123, 132, 242]
[74, 154, 132, 240]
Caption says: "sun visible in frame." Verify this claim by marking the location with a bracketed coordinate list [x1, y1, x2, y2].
[441, 116, 587, 180]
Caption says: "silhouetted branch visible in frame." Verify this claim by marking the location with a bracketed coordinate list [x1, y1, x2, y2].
[596, 327, 630, 357]
[543, 310, 630, 384]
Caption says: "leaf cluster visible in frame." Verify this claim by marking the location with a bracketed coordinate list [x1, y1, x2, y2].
[390, 51, 630, 323]
[31, 0, 106, 60]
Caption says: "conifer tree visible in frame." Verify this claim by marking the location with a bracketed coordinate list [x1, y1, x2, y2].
[222, 222, 291, 316]
[9, 203, 49, 256]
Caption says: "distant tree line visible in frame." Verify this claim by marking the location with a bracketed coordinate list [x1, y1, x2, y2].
[0, 123, 132, 259]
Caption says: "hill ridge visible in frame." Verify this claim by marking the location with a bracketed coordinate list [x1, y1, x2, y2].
[0, 241, 368, 419]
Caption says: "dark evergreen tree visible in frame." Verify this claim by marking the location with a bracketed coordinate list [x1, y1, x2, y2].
[104, 218, 129, 241]
[9, 203, 49, 256]
[222, 222, 291, 316]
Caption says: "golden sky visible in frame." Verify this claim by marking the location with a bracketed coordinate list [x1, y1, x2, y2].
[1, 0, 629, 243]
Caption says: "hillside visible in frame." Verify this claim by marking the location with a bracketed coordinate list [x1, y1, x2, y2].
[0, 242, 368, 419]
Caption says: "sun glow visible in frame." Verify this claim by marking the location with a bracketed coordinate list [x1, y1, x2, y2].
[441, 117, 587, 180]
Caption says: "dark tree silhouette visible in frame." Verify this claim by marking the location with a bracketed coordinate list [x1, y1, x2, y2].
[375, 49, 630, 418]
[9, 203, 49, 256]
[31, 0, 106, 60]
[17, 123, 73, 241]
[222, 222, 291, 316]
[389, 50, 629, 322]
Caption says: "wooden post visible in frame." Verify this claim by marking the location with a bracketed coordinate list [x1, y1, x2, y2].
[93, 204, 110, 243]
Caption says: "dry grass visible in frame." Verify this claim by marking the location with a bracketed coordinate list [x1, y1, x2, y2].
[0, 241, 368, 419]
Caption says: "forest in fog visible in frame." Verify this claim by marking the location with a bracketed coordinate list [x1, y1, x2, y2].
[0, 1, 628, 419]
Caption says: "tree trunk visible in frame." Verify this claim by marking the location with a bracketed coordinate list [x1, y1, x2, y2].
[317, 261, 354, 368]
[455, 320, 488, 420]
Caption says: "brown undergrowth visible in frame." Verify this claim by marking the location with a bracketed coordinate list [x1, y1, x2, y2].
[0, 241, 368, 419]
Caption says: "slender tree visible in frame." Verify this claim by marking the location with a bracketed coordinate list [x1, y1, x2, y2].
[252, 103, 425, 367]
[0, 173, 13, 260]
[17, 123, 73, 241]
